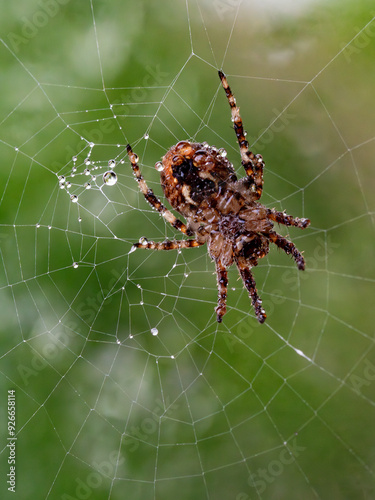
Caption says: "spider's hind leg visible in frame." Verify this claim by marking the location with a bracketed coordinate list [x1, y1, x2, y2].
[234, 254, 267, 324]
[267, 209, 310, 229]
[215, 260, 228, 323]
[130, 239, 203, 252]
[218, 71, 264, 199]
[267, 230, 306, 270]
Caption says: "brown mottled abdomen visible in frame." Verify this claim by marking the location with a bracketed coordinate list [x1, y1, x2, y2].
[159, 141, 237, 218]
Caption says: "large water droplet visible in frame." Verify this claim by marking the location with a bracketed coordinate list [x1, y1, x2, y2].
[139, 236, 148, 246]
[103, 171, 117, 186]
[108, 159, 116, 168]
[155, 161, 163, 172]
[70, 194, 78, 203]
[151, 328, 158, 336]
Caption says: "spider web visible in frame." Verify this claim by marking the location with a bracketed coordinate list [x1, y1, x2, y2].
[1, 0, 375, 499]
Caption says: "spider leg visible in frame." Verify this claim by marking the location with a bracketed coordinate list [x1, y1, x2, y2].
[130, 238, 203, 252]
[127, 144, 192, 235]
[266, 230, 306, 270]
[267, 209, 310, 229]
[234, 254, 266, 323]
[215, 260, 228, 323]
[218, 70, 264, 199]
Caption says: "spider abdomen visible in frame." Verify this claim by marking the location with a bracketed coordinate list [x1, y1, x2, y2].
[160, 141, 237, 218]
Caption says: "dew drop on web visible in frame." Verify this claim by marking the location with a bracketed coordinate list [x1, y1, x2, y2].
[103, 171, 117, 186]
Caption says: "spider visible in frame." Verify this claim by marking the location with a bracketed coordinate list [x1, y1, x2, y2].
[127, 71, 310, 323]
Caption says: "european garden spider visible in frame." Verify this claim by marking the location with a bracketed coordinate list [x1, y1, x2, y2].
[127, 71, 310, 323]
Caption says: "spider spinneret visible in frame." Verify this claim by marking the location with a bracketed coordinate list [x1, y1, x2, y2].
[127, 70, 310, 323]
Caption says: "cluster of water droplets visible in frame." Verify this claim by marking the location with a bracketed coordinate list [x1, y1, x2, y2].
[57, 142, 126, 204]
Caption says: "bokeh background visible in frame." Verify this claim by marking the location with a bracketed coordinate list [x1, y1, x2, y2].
[0, 0, 374, 499]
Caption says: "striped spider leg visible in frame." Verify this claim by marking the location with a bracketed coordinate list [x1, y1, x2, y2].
[126, 144, 203, 252]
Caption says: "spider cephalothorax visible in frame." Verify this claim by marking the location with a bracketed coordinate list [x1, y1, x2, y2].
[127, 71, 310, 323]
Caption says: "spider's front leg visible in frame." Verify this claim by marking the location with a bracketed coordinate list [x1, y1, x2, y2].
[218, 71, 264, 200]
[126, 144, 192, 235]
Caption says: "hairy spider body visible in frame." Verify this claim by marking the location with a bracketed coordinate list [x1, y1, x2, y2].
[127, 71, 310, 323]
[161, 141, 273, 264]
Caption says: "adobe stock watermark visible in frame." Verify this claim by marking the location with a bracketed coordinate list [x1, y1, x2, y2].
[223, 235, 340, 352]
[61, 449, 124, 500]
[16, 321, 76, 386]
[247, 108, 297, 152]
[17, 266, 126, 386]
[6, 0, 72, 54]
[110, 64, 169, 114]
[341, 13, 375, 63]
[349, 359, 375, 395]
[52, 64, 169, 172]
[123, 396, 179, 452]
[213, 0, 241, 22]
[236, 437, 306, 498]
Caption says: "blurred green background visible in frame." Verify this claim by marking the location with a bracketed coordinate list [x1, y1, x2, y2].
[0, 0, 374, 499]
